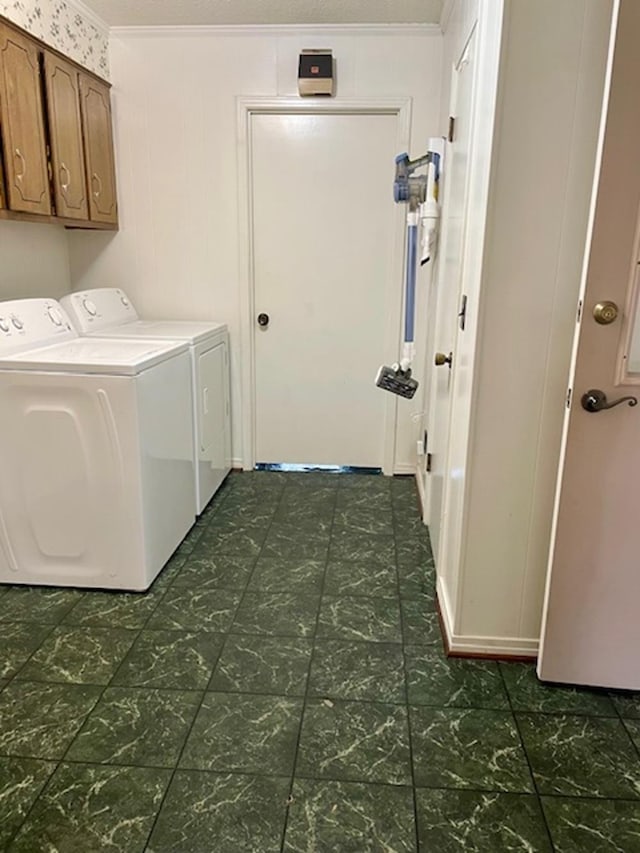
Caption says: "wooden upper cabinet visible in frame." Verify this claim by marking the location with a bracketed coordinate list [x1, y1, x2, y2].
[79, 73, 117, 225]
[0, 24, 51, 215]
[0, 158, 5, 209]
[44, 52, 87, 220]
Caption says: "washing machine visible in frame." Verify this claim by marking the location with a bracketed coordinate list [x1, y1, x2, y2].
[61, 289, 231, 514]
[0, 298, 196, 591]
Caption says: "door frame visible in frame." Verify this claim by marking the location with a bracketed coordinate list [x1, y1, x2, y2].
[236, 96, 412, 471]
[419, 24, 477, 547]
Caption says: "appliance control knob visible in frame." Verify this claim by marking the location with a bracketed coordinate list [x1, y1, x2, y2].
[0, 318, 9, 333]
[47, 306, 63, 326]
[83, 299, 97, 316]
[121, 295, 129, 307]
[11, 316, 23, 330]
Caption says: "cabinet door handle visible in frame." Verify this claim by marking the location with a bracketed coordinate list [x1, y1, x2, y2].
[92, 172, 102, 198]
[59, 161, 70, 192]
[14, 148, 26, 181]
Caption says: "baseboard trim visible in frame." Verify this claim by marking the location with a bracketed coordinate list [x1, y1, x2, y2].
[415, 466, 427, 519]
[436, 576, 538, 660]
[393, 462, 416, 475]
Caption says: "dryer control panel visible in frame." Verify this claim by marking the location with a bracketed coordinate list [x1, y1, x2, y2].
[61, 288, 138, 333]
[0, 299, 76, 353]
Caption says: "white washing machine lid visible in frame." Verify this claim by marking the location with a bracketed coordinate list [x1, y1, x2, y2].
[0, 337, 190, 376]
[86, 319, 227, 345]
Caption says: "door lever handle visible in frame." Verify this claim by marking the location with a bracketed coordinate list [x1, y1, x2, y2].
[581, 388, 638, 412]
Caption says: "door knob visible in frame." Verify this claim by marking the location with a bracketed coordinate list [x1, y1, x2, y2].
[581, 388, 638, 412]
[592, 301, 619, 325]
[434, 351, 453, 367]
[257, 313, 270, 328]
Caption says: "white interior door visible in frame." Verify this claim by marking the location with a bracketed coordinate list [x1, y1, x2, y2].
[538, 0, 640, 689]
[250, 111, 400, 468]
[424, 29, 476, 555]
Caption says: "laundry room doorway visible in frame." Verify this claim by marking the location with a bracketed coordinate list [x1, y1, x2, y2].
[238, 98, 410, 471]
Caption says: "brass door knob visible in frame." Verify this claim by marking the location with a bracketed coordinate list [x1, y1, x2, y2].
[434, 351, 453, 367]
[593, 301, 618, 325]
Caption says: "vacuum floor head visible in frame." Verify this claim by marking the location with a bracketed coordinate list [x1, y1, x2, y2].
[375, 365, 419, 399]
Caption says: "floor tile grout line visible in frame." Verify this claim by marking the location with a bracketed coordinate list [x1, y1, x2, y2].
[2, 752, 61, 849]
[394, 497, 421, 853]
[278, 481, 339, 853]
[202, 484, 289, 695]
[1, 617, 63, 687]
[1, 482, 269, 848]
[497, 663, 557, 852]
[0, 478, 264, 849]
[218, 486, 295, 652]
[137, 482, 280, 851]
[0, 612, 74, 850]
[9, 676, 548, 708]
[55, 537, 194, 771]
[10, 473, 635, 849]
[1, 572, 181, 849]
[3, 748, 640, 802]
[39, 492, 230, 850]
[11, 673, 631, 715]
[610, 694, 640, 765]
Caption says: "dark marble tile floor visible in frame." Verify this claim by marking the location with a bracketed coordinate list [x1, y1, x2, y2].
[1, 470, 640, 850]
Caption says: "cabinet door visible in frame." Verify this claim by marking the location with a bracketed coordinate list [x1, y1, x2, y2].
[44, 52, 87, 220]
[79, 73, 117, 224]
[0, 156, 6, 208]
[0, 24, 51, 215]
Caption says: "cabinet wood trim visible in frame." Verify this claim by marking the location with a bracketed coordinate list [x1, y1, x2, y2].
[0, 15, 118, 230]
[79, 72, 118, 225]
[0, 23, 52, 215]
[0, 207, 117, 229]
[44, 51, 88, 220]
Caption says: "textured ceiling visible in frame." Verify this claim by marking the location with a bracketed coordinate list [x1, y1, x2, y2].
[80, 0, 444, 27]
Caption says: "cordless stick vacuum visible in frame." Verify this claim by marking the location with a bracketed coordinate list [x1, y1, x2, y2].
[376, 141, 442, 398]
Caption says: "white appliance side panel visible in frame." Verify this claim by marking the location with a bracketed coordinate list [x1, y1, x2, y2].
[136, 350, 196, 579]
[0, 374, 144, 588]
[195, 337, 231, 511]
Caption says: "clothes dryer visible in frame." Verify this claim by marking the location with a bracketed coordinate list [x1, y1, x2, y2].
[61, 289, 231, 514]
[0, 299, 195, 590]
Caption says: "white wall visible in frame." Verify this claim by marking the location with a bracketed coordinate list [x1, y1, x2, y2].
[67, 25, 442, 466]
[0, 221, 71, 299]
[438, 0, 614, 655]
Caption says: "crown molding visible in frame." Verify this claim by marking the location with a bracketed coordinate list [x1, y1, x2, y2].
[66, 0, 110, 34]
[440, 0, 455, 33]
[110, 22, 441, 39]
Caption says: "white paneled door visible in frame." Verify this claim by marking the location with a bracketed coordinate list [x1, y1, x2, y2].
[423, 28, 476, 557]
[538, 1, 640, 689]
[250, 110, 401, 468]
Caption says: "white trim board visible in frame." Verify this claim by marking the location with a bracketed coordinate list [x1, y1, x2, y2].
[236, 96, 411, 472]
[439, 0, 455, 33]
[110, 23, 441, 38]
[393, 462, 418, 476]
[415, 462, 428, 517]
[437, 576, 539, 657]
